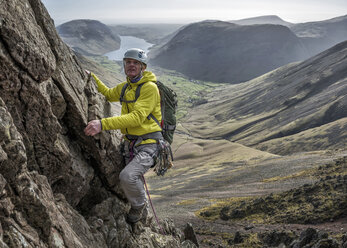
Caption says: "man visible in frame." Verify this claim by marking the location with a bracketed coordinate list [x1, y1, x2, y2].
[84, 48, 162, 223]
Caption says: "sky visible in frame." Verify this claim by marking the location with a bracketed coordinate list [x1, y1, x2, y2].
[41, 0, 347, 25]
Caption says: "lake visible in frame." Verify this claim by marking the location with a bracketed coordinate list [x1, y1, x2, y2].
[104, 36, 154, 61]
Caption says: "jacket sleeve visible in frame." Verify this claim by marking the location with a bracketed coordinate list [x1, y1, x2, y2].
[101, 83, 159, 130]
[91, 72, 121, 102]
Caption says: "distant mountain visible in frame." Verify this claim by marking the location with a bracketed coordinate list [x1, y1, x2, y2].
[108, 23, 183, 44]
[149, 21, 309, 84]
[230, 15, 347, 56]
[290, 15, 347, 56]
[182, 40, 347, 155]
[57, 19, 120, 55]
[229, 15, 293, 26]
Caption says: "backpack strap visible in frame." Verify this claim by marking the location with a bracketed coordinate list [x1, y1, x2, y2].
[147, 83, 164, 129]
[119, 83, 128, 103]
[147, 113, 161, 128]
[119, 82, 145, 103]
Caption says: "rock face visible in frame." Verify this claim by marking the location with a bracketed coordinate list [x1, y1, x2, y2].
[57, 19, 121, 56]
[150, 21, 309, 84]
[0, 0, 181, 247]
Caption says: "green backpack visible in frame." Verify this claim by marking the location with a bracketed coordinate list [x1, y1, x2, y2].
[120, 80, 178, 144]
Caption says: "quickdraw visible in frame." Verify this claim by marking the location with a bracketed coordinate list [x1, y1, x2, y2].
[154, 139, 174, 176]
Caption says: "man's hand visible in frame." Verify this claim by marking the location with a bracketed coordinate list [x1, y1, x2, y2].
[84, 120, 102, 136]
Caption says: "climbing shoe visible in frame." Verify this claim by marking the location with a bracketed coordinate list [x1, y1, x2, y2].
[127, 204, 146, 223]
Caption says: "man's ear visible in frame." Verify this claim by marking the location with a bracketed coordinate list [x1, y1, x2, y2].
[142, 63, 147, 72]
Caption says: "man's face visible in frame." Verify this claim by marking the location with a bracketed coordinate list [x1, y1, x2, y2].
[124, 58, 145, 78]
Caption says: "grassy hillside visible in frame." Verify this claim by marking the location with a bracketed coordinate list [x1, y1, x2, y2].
[182, 41, 347, 155]
[198, 156, 347, 224]
[151, 66, 223, 120]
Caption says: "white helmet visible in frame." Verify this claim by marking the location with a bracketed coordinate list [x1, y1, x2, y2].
[123, 48, 147, 65]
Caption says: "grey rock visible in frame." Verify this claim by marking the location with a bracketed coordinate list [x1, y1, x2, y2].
[181, 240, 198, 248]
[183, 223, 199, 247]
[312, 238, 339, 248]
[0, 0, 181, 247]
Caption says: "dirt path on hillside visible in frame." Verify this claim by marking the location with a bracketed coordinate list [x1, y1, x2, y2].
[146, 150, 347, 247]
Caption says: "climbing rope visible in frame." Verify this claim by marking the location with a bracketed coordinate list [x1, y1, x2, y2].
[142, 175, 165, 235]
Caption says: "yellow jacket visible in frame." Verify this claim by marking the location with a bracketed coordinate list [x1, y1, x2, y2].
[91, 71, 162, 144]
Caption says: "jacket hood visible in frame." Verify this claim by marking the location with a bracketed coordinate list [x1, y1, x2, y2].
[127, 71, 157, 85]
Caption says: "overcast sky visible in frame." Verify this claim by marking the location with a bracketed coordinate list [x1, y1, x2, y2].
[41, 0, 347, 25]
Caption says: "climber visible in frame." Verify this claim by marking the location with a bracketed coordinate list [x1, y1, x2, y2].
[84, 48, 162, 223]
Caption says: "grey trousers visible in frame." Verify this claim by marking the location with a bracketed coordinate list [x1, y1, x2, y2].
[119, 140, 158, 208]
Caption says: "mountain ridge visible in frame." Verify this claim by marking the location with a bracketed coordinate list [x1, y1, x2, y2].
[290, 14, 347, 56]
[149, 15, 347, 83]
[150, 20, 309, 84]
[229, 15, 293, 26]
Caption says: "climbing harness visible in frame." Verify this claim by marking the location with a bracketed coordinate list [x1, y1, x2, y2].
[125, 132, 174, 176]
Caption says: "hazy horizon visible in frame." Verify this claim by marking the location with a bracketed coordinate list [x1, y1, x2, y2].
[41, 0, 347, 26]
